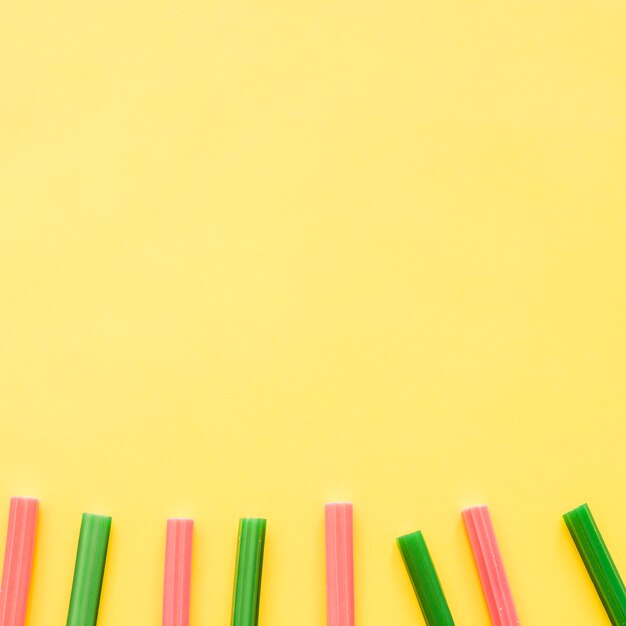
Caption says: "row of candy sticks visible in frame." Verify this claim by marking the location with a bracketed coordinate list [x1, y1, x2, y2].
[0, 498, 623, 626]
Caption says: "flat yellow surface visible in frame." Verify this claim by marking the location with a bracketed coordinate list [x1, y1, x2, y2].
[1, 2, 626, 625]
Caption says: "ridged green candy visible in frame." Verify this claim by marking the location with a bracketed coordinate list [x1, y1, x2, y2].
[231, 518, 266, 626]
[66, 513, 112, 626]
[396, 530, 455, 626]
[564, 503, 626, 626]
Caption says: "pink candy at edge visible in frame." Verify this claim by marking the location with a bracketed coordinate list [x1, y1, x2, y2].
[0, 497, 39, 626]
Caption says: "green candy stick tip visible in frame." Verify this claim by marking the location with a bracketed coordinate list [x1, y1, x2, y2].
[563, 502, 589, 520]
[397, 529, 424, 544]
[83, 513, 112, 522]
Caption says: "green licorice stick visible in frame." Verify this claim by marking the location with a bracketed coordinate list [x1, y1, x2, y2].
[396, 531, 455, 626]
[231, 518, 266, 626]
[564, 503, 626, 626]
[66, 513, 112, 626]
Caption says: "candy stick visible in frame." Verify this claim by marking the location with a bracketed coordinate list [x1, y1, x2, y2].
[396, 530, 455, 626]
[564, 503, 626, 625]
[325, 503, 355, 626]
[462, 506, 520, 626]
[0, 497, 39, 626]
[66, 513, 111, 626]
[163, 519, 193, 626]
[231, 518, 266, 626]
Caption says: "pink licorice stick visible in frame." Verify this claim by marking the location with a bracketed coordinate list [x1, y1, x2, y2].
[162, 519, 193, 626]
[0, 497, 39, 626]
[325, 503, 355, 626]
[462, 506, 520, 626]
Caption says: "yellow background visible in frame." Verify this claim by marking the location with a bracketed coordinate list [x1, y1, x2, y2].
[1, 1, 626, 624]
